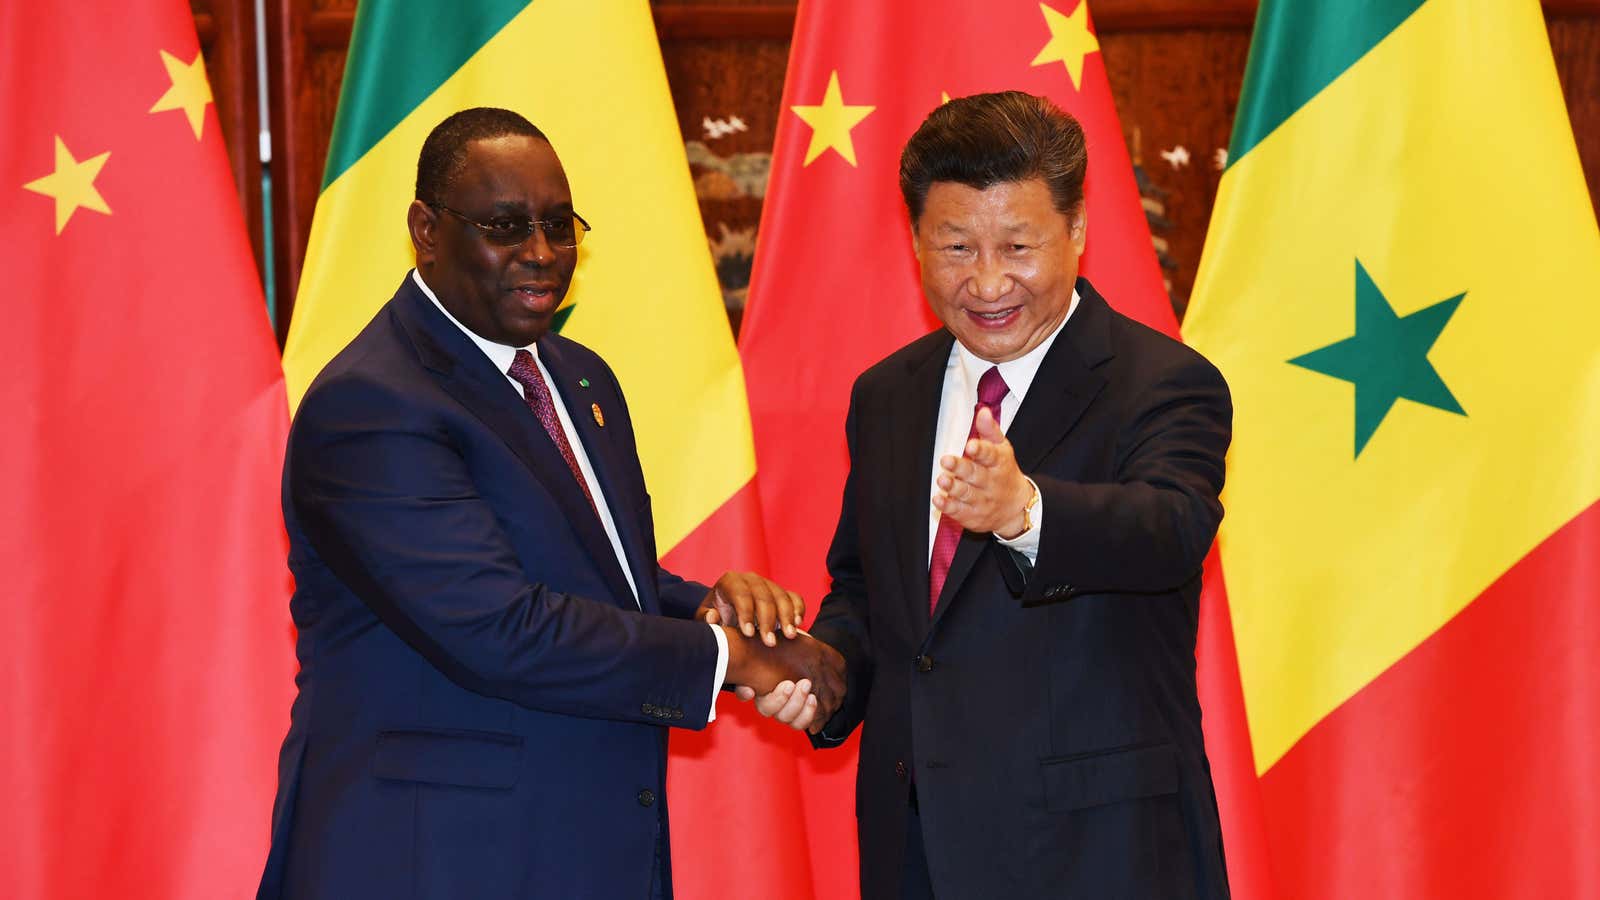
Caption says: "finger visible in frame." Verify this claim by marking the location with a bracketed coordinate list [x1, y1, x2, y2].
[788, 590, 806, 628]
[734, 685, 755, 701]
[751, 578, 781, 647]
[772, 678, 813, 724]
[701, 606, 721, 626]
[753, 680, 796, 717]
[772, 585, 799, 639]
[717, 580, 757, 638]
[973, 406, 1004, 442]
[788, 694, 819, 731]
[965, 437, 1001, 467]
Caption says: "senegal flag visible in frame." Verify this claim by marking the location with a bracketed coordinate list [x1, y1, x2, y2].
[279, 3, 807, 897]
[1184, 0, 1600, 896]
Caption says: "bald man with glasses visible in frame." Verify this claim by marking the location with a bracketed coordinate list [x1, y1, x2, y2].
[256, 107, 844, 900]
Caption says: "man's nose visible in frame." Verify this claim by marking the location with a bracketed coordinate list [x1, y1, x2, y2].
[969, 253, 1014, 302]
[516, 224, 556, 265]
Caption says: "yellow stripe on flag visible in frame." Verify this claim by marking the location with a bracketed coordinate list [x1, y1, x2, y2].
[281, 0, 752, 554]
[1186, 0, 1600, 773]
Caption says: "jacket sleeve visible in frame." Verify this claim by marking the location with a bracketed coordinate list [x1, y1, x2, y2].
[808, 385, 876, 747]
[290, 372, 720, 728]
[1022, 353, 1233, 606]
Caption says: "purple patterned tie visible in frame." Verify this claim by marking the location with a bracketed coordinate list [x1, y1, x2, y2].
[929, 366, 1009, 615]
[508, 349, 599, 517]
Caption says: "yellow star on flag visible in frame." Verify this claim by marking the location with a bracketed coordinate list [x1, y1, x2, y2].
[149, 49, 213, 139]
[791, 70, 875, 167]
[22, 136, 112, 234]
[1031, 1, 1100, 91]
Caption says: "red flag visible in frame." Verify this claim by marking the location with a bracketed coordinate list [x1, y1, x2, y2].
[739, 2, 1264, 897]
[1, 5, 294, 897]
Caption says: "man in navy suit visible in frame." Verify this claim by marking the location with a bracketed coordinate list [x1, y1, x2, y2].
[761, 92, 1234, 898]
[257, 107, 843, 900]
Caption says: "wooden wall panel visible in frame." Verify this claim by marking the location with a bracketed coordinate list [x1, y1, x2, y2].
[192, 0, 265, 279]
[253, 0, 1600, 339]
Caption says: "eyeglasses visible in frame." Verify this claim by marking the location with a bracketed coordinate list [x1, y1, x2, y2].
[431, 203, 592, 248]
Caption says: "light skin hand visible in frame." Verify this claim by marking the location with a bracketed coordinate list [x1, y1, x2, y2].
[931, 407, 1033, 538]
[694, 571, 805, 646]
[745, 678, 821, 732]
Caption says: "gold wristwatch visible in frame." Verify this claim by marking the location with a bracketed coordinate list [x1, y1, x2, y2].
[1017, 478, 1041, 534]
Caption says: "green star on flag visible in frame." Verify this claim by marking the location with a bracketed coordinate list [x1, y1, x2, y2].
[1290, 260, 1466, 457]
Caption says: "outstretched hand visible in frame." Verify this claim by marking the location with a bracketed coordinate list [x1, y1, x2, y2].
[931, 407, 1033, 539]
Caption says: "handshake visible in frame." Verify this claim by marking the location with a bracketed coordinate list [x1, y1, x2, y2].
[695, 571, 847, 734]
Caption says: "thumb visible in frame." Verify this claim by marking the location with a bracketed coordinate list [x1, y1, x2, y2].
[973, 406, 1005, 444]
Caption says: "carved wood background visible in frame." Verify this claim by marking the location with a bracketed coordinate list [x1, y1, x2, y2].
[194, 0, 1600, 340]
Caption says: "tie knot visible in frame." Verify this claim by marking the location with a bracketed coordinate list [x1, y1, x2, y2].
[976, 365, 1009, 410]
[507, 348, 541, 390]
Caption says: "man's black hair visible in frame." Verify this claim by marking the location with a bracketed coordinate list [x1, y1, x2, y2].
[415, 107, 547, 205]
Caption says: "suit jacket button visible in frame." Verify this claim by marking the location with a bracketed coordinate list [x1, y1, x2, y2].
[894, 760, 908, 781]
[915, 654, 935, 673]
[638, 789, 656, 807]
[642, 703, 657, 716]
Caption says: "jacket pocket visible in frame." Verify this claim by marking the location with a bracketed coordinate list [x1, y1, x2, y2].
[373, 728, 522, 790]
[1040, 742, 1180, 812]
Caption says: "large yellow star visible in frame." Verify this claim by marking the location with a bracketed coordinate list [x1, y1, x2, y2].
[149, 49, 213, 139]
[22, 136, 112, 234]
[1030, 1, 1100, 91]
[790, 71, 875, 167]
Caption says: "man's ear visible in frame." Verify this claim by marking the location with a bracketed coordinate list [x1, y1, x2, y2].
[1068, 203, 1088, 253]
[407, 199, 438, 267]
[909, 221, 922, 261]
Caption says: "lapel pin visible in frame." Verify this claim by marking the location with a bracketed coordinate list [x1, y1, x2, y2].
[591, 403, 605, 427]
[579, 378, 590, 388]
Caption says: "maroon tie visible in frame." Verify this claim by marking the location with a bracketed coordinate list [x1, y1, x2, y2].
[929, 366, 1009, 615]
[508, 349, 599, 517]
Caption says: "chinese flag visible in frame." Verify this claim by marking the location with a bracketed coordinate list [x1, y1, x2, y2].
[738, 2, 1265, 898]
[0, 5, 294, 898]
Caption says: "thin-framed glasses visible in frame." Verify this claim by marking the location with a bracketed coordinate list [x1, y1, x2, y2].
[431, 203, 591, 248]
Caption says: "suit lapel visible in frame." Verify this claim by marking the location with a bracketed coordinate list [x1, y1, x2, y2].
[889, 333, 954, 638]
[929, 280, 1113, 630]
[393, 281, 640, 611]
[539, 339, 661, 615]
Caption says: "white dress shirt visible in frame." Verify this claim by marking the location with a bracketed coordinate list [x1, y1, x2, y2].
[928, 289, 1080, 566]
[414, 270, 728, 718]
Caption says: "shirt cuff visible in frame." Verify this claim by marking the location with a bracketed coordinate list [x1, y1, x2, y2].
[706, 622, 729, 724]
[995, 477, 1042, 566]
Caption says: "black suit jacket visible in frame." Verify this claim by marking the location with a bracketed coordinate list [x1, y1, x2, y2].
[810, 279, 1233, 899]
[257, 275, 719, 900]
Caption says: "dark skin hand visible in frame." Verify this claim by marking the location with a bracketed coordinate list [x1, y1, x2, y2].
[721, 627, 846, 733]
[694, 570, 805, 646]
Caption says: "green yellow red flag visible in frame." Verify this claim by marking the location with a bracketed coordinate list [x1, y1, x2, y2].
[1185, 0, 1600, 895]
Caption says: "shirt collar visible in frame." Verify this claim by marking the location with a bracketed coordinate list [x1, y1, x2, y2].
[412, 268, 535, 374]
[952, 288, 1080, 403]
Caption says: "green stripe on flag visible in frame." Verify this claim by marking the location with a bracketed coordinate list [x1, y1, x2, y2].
[321, 0, 531, 188]
[1228, 0, 1428, 165]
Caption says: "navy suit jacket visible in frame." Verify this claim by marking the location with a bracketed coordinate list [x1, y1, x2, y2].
[257, 276, 720, 900]
[810, 280, 1234, 899]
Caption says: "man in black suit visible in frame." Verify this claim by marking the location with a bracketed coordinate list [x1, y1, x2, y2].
[763, 92, 1233, 899]
[257, 107, 843, 900]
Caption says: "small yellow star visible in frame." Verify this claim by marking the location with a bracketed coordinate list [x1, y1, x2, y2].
[790, 71, 875, 167]
[1031, 1, 1100, 91]
[22, 136, 112, 234]
[149, 49, 213, 139]
[940, 91, 952, 105]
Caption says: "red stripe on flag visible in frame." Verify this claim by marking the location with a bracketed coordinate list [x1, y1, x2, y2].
[1197, 549, 1280, 899]
[1257, 500, 1600, 898]
[663, 481, 821, 900]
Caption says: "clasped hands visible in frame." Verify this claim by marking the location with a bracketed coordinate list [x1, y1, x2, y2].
[695, 571, 845, 734]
